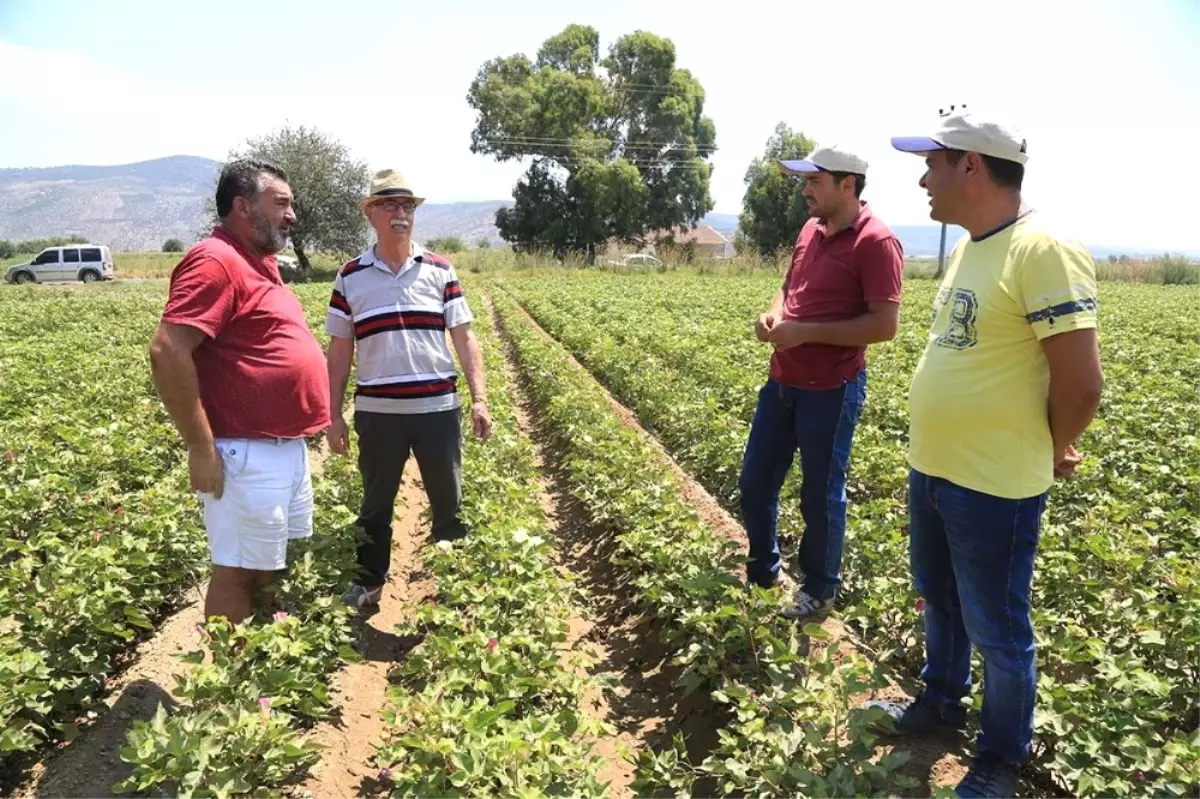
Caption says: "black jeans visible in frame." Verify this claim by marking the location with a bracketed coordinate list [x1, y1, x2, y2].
[353, 409, 466, 587]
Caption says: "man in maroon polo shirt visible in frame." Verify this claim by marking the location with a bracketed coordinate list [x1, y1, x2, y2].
[148, 159, 331, 623]
[739, 144, 905, 620]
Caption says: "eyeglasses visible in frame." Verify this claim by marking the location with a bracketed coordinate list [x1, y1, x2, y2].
[374, 199, 417, 214]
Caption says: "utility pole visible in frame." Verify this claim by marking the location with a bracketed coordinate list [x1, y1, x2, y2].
[934, 103, 966, 280]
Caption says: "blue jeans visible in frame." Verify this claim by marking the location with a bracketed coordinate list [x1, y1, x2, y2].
[908, 468, 1048, 765]
[738, 372, 866, 597]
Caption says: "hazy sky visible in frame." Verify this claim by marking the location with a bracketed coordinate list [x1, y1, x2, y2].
[1, 0, 1197, 250]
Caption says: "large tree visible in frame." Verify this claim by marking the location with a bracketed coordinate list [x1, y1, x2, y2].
[738, 123, 817, 258]
[224, 125, 369, 273]
[467, 25, 717, 260]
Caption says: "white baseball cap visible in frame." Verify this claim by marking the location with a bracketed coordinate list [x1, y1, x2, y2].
[892, 110, 1028, 164]
[780, 145, 868, 175]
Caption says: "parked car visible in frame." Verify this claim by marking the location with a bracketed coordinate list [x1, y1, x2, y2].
[603, 253, 663, 268]
[5, 245, 115, 284]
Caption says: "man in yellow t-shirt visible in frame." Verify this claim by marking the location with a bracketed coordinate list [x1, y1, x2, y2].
[863, 110, 1105, 799]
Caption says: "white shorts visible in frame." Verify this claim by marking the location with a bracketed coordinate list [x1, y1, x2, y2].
[200, 437, 313, 571]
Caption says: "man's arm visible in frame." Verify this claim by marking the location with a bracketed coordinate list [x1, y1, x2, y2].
[448, 324, 487, 405]
[1041, 328, 1104, 461]
[149, 321, 225, 497]
[768, 233, 904, 350]
[755, 288, 786, 342]
[448, 324, 492, 440]
[149, 322, 213, 449]
[325, 335, 354, 454]
[768, 301, 900, 349]
[767, 287, 784, 317]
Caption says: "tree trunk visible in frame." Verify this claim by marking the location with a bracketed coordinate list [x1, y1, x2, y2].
[293, 238, 312, 274]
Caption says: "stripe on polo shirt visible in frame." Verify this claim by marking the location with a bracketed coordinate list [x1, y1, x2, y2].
[329, 289, 351, 317]
[353, 308, 446, 339]
[443, 280, 463, 302]
[355, 373, 458, 399]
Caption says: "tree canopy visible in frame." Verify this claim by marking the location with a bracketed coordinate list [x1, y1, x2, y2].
[737, 122, 816, 258]
[467, 25, 717, 259]
[226, 125, 369, 272]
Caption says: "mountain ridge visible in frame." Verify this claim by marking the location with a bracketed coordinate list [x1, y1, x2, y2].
[1, 156, 1193, 259]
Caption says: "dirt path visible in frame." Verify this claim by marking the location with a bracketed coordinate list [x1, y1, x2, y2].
[17, 437, 335, 798]
[298, 460, 433, 799]
[15, 580, 209, 798]
[484, 296, 641, 796]
[498, 293, 973, 796]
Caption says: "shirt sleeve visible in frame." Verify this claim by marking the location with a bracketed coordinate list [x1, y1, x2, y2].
[161, 255, 235, 338]
[1017, 235, 1099, 340]
[781, 224, 810, 292]
[857, 234, 905, 304]
[325, 270, 355, 339]
[443, 265, 474, 329]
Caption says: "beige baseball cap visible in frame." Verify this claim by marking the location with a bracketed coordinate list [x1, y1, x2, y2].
[779, 145, 868, 175]
[892, 109, 1028, 164]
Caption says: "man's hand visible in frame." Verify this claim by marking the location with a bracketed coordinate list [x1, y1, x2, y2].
[189, 444, 224, 498]
[1054, 444, 1082, 479]
[472, 401, 493, 441]
[755, 313, 777, 342]
[767, 320, 808, 351]
[327, 417, 350, 455]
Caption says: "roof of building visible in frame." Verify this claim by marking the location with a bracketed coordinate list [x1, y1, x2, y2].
[648, 224, 729, 246]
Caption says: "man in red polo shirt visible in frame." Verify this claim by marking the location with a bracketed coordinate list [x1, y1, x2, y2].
[148, 159, 331, 623]
[739, 144, 905, 619]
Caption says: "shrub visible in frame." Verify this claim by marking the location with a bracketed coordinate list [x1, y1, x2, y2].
[425, 235, 467, 254]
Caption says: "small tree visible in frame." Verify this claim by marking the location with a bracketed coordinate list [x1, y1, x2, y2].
[476, 237, 492, 249]
[222, 125, 369, 273]
[0, 240, 14, 259]
[425, 235, 467, 254]
[162, 238, 185, 253]
[738, 122, 817, 258]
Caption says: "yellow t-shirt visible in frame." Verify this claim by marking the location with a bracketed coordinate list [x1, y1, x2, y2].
[907, 212, 1099, 499]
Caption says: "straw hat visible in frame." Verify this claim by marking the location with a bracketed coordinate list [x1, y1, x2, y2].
[359, 169, 425, 210]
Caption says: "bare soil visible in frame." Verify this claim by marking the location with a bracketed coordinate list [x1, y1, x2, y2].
[297, 461, 434, 799]
[486, 297, 643, 796]
[14, 581, 209, 799]
[14, 438, 336, 798]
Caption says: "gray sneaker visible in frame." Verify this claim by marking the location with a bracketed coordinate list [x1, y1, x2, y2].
[341, 583, 383, 609]
[780, 589, 835, 620]
[861, 692, 968, 735]
[955, 753, 1021, 798]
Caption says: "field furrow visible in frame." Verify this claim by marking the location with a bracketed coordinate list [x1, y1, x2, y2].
[501, 271, 1200, 798]
[492, 288, 932, 797]
[366, 287, 610, 797]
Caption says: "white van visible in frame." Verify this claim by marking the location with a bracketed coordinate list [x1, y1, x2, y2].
[5, 245, 115, 284]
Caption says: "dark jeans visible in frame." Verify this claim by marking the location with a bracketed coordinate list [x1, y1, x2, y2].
[354, 409, 466, 588]
[908, 468, 1048, 765]
[738, 371, 866, 598]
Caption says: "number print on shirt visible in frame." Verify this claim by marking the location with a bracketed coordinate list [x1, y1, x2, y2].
[934, 288, 979, 350]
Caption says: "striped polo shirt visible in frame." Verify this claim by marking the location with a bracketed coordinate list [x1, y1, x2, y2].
[325, 244, 473, 415]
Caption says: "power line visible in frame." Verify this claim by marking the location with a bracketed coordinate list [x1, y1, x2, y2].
[478, 134, 714, 150]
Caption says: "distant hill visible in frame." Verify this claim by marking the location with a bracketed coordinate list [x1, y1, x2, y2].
[0, 156, 219, 251]
[0, 156, 1194, 259]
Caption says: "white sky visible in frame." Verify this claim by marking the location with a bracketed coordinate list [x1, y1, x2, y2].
[1, 0, 1197, 251]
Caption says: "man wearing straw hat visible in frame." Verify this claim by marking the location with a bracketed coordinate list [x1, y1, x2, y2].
[325, 169, 492, 610]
